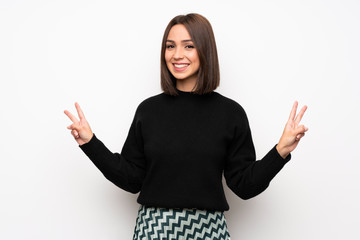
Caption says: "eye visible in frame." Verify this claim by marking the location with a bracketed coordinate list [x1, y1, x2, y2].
[185, 45, 195, 49]
[166, 44, 175, 49]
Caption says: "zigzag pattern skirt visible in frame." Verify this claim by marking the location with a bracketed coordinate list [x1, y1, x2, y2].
[132, 205, 231, 240]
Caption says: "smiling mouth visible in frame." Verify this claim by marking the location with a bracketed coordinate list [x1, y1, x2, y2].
[173, 63, 190, 71]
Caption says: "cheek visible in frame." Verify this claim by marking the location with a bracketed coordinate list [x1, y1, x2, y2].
[165, 51, 172, 63]
[189, 52, 200, 70]
[164, 53, 172, 69]
[188, 51, 199, 63]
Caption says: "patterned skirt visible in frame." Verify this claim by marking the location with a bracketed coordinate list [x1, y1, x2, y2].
[132, 205, 231, 240]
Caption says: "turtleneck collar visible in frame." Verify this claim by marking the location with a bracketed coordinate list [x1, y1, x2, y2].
[175, 88, 214, 97]
[176, 88, 195, 95]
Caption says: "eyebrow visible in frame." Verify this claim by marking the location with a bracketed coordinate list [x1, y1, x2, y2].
[166, 39, 193, 43]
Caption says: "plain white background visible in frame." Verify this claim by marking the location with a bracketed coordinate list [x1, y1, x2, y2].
[1, 0, 359, 239]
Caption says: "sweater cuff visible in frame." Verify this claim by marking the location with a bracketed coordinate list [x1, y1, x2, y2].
[273, 144, 291, 164]
[79, 133, 101, 157]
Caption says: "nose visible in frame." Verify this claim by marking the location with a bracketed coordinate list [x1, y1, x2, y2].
[173, 46, 184, 60]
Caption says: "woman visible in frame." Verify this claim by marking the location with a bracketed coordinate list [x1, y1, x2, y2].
[64, 13, 308, 240]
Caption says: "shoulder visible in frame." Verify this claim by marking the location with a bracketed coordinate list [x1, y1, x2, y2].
[134, 92, 166, 115]
[213, 92, 251, 131]
[212, 91, 248, 117]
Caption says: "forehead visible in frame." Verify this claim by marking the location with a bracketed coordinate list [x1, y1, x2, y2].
[167, 24, 191, 40]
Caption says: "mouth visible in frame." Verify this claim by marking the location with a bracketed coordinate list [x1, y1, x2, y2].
[173, 63, 190, 72]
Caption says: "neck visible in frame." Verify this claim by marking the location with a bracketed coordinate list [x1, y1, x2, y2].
[176, 78, 197, 92]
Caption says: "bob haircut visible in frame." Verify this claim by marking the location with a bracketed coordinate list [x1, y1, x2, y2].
[160, 13, 220, 96]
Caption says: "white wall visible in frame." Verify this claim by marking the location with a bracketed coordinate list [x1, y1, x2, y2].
[1, 0, 359, 239]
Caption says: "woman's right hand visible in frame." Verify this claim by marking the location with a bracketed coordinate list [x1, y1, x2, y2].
[64, 102, 93, 146]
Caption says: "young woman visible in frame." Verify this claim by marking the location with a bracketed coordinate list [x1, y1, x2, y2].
[64, 13, 308, 240]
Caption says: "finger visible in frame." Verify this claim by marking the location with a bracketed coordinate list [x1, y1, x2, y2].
[294, 105, 308, 125]
[71, 129, 79, 138]
[288, 101, 298, 121]
[64, 110, 79, 123]
[75, 102, 86, 121]
[295, 125, 307, 135]
[296, 133, 305, 141]
[67, 123, 79, 131]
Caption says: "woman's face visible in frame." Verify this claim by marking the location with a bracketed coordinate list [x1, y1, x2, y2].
[165, 24, 200, 84]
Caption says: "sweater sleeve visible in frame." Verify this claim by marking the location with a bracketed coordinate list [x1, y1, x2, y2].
[79, 108, 146, 194]
[224, 105, 291, 200]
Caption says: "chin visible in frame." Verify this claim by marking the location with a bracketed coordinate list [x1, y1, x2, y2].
[173, 75, 187, 80]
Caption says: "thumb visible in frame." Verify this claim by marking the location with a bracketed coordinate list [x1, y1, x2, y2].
[71, 129, 80, 138]
[295, 125, 308, 135]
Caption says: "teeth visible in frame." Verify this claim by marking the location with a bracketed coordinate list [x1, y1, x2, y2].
[174, 64, 189, 68]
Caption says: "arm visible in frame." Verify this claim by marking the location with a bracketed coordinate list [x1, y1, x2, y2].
[224, 102, 307, 200]
[64, 102, 146, 193]
[79, 130, 146, 193]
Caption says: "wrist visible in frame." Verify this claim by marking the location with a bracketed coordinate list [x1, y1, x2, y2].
[276, 144, 289, 159]
[86, 132, 94, 143]
[79, 132, 94, 146]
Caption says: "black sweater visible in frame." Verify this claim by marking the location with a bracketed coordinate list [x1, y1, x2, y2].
[79, 89, 291, 211]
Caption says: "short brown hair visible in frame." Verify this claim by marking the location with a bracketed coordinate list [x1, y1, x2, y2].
[160, 13, 220, 96]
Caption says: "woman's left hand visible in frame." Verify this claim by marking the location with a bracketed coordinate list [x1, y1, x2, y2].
[276, 101, 308, 159]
